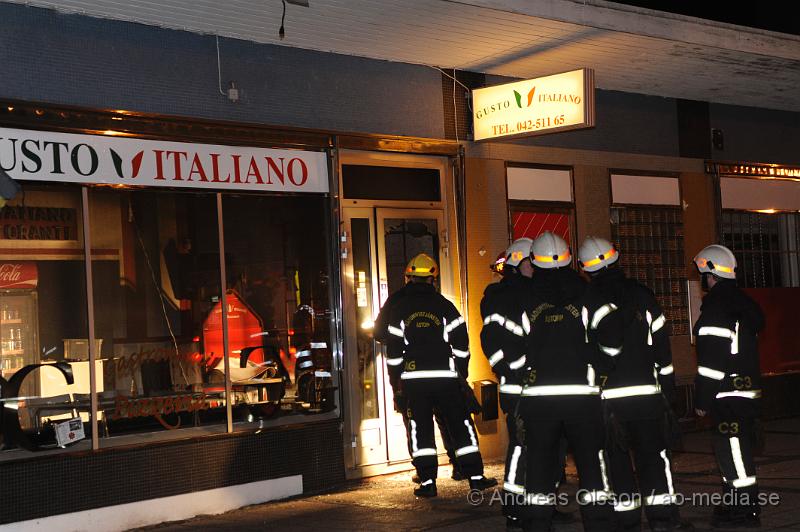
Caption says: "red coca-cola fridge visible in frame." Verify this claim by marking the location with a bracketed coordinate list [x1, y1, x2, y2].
[0, 262, 40, 381]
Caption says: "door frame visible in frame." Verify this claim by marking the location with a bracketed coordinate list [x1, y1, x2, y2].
[341, 206, 452, 478]
[338, 150, 462, 479]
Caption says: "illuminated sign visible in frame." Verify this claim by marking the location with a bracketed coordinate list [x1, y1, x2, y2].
[0, 127, 329, 193]
[472, 69, 595, 141]
[709, 162, 800, 179]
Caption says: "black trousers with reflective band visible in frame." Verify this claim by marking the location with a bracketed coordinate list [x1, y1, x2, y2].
[518, 397, 614, 532]
[401, 408, 457, 466]
[501, 397, 569, 520]
[712, 401, 759, 508]
[502, 403, 525, 518]
[404, 379, 484, 481]
[606, 416, 677, 531]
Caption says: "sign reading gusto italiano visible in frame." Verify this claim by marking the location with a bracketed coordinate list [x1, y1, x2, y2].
[471, 68, 595, 141]
[0, 127, 329, 193]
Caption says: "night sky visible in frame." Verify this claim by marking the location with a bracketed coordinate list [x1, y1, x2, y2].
[608, 1, 799, 36]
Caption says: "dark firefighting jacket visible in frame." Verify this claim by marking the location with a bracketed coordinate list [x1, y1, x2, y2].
[384, 282, 469, 384]
[374, 284, 408, 345]
[584, 267, 674, 420]
[480, 274, 531, 404]
[521, 268, 610, 419]
[693, 279, 763, 415]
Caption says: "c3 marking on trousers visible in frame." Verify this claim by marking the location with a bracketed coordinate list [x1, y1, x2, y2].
[405, 360, 416, 371]
[733, 376, 753, 390]
[718, 421, 740, 435]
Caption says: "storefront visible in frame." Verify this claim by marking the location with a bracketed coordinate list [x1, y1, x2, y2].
[0, 99, 476, 529]
[1, 66, 798, 532]
[0, 101, 352, 528]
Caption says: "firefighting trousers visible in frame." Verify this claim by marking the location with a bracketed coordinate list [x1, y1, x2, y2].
[401, 408, 457, 467]
[711, 401, 759, 511]
[606, 416, 678, 531]
[404, 379, 484, 482]
[502, 397, 525, 519]
[501, 408, 570, 520]
[517, 398, 615, 532]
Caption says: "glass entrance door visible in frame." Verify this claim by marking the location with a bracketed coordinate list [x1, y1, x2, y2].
[342, 207, 448, 469]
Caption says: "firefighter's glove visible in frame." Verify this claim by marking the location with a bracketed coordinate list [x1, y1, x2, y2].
[518, 367, 537, 387]
[393, 391, 407, 413]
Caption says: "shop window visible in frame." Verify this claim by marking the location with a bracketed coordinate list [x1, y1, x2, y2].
[89, 189, 229, 440]
[79, 190, 336, 446]
[610, 173, 688, 335]
[221, 194, 335, 424]
[0, 185, 93, 456]
[720, 177, 800, 288]
[507, 165, 574, 244]
[721, 211, 800, 288]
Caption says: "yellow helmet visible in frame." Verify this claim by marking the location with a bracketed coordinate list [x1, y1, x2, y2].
[405, 253, 439, 277]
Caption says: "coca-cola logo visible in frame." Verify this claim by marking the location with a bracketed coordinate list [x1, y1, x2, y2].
[0, 264, 22, 282]
[0, 262, 37, 288]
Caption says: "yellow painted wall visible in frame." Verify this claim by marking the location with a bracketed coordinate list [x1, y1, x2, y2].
[464, 156, 510, 459]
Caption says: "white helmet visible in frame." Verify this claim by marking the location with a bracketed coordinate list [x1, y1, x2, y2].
[504, 238, 533, 268]
[578, 236, 620, 273]
[531, 231, 571, 269]
[694, 244, 737, 280]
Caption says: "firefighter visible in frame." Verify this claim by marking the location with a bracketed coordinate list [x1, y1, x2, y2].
[384, 253, 497, 497]
[579, 236, 690, 531]
[518, 232, 614, 532]
[480, 239, 533, 528]
[374, 273, 462, 482]
[693, 244, 763, 528]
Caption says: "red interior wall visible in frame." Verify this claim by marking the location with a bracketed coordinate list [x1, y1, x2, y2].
[512, 212, 571, 243]
[743, 288, 800, 374]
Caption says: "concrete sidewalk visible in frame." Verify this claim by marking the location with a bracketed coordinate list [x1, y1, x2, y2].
[134, 417, 800, 531]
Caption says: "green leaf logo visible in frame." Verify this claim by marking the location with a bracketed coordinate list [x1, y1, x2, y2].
[110, 149, 124, 178]
[513, 90, 522, 108]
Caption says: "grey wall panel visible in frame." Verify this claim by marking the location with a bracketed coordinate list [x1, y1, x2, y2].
[501, 89, 681, 158]
[0, 3, 445, 139]
[710, 104, 800, 165]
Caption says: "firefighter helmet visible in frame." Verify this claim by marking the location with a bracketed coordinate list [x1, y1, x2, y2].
[531, 232, 571, 269]
[505, 238, 534, 268]
[578, 236, 620, 273]
[405, 253, 439, 277]
[694, 244, 737, 280]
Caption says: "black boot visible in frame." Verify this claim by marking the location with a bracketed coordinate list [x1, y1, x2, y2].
[505, 516, 523, 530]
[651, 520, 695, 531]
[451, 468, 465, 481]
[551, 505, 574, 524]
[469, 475, 498, 491]
[414, 479, 437, 498]
[650, 505, 695, 531]
[711, 486, 761, 529]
